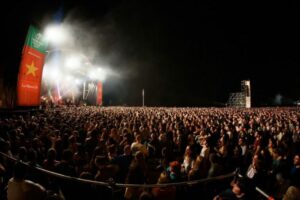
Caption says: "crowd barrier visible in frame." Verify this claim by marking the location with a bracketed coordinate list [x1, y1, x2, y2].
[0, 152, 274, 199]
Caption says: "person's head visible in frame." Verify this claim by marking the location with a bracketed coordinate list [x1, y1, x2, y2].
[238, 137, 245, 145]
[185, 145, 192, 156]
[233, 146, 242, 157]
[252, 154, 260, 167]
[294, 154, 300, 166]
[150, 133, 157, 141]
[139, 191, 152, 200]
[135, 134, 142, 143]
[79, 171, 94, 180]
[271, 147, 277, 158]
[220, 134, 229, 145]
[157, 171, 170, 184]
[18, 146, 27, 161]
[62, 149, 73, 162]
[108, 145, 116, 156]
[169, 161, 181, 174]
[268, 138, 276, 148]
[124, 144, 131, 155]
[193, 155, 203, 169]
[45, 192, 63, 200]
[27, 149, 37, 163]
[110, 128, 117, 137]
[13, 162, 27, 180]
[95, 155, 107, 168]
[232, 178, 247, 197]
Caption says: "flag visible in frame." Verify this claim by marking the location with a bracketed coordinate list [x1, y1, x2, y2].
[17, 25, 48, 106]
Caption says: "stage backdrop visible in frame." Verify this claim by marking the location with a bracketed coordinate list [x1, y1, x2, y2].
[17, 25, 48, 106]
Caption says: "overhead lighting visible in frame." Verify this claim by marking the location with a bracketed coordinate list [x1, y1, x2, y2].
[44, 24, 69, 46]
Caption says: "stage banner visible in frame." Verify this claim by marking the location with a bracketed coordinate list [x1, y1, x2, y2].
[17, 25, 48, 106]
[97, 81, 103, 105]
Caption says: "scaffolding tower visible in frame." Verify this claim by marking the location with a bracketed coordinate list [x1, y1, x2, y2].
[227, 92, 245, 107]
[227, 80, 251, 108]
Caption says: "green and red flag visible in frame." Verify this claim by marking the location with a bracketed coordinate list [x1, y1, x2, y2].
[17, 25, 48, 106]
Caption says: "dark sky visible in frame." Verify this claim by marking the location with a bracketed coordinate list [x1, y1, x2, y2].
[1, 0, 300, 106]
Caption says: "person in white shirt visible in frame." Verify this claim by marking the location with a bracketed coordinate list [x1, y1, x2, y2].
[7, 162, 46, 200]
[131, 134, 148, 156]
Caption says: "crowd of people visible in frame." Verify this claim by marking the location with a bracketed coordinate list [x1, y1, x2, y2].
[0, 106, 300, 200]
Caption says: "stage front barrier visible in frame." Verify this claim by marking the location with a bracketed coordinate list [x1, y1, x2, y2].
[0, 152, 272, 200]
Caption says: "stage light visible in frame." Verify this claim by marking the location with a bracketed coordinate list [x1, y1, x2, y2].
[65, 55, 81, 69]
[44, 24, 69, 46]
[65, 75, 74, 82]
[75, 79, 82, 85]
[87, 67, 107, 82]
[48, 68, 61, 81]
[96, 68, 107, 82]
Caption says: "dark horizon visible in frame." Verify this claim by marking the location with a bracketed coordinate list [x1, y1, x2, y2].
[1, 0, 299, 107]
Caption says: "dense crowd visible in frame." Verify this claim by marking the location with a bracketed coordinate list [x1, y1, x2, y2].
[0, 106, 300, 200]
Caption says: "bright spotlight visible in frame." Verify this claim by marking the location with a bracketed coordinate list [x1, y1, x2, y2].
[65, 75, 73, 82]
[88, 67, 107, 81]
[88, 70, 97, 80]
[65, 55, 81, 69]
[48, 68, 61, 81]
[96, 68, 107, 82]
[75, 79, 82, 85]
[44, 25, 68, 46]
[42, 66, 61, 82]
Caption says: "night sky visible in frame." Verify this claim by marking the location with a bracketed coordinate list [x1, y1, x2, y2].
[1, 0, 299, 107]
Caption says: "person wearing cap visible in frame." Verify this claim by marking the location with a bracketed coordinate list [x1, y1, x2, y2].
[213, 178, 249, 200]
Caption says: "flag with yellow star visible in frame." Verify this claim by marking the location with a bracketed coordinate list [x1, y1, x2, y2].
[17, 25, 48, 106]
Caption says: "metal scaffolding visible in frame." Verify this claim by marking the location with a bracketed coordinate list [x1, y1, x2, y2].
[227, 80, 251, 108]
[227, 92, 245, 107]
